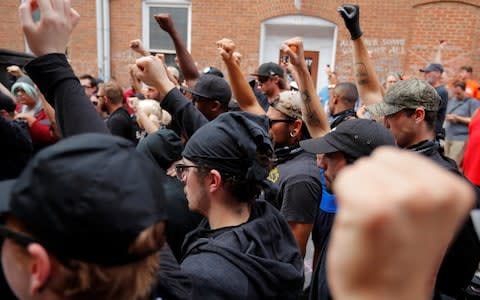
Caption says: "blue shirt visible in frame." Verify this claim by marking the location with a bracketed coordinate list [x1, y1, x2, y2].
[319, 168, 337, 213]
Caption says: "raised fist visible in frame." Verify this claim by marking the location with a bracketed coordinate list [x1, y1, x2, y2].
[337, 4, 363, 40]
[154, 14, 175, 33]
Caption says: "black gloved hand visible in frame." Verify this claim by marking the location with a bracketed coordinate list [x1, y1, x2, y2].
[337, 4, 363, 40]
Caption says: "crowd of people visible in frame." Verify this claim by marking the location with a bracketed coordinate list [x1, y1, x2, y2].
[0, 1, 479, 300]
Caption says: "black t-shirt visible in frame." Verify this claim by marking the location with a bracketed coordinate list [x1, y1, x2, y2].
[106, 107, 136, 142]
[268, 150, 321, 223]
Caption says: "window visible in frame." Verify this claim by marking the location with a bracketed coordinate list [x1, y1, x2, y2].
[142, 0, 191, 63]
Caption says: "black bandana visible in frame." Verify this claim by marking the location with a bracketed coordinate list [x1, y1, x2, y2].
[330, 109, 357, 129]
[182, 112, 273, 183]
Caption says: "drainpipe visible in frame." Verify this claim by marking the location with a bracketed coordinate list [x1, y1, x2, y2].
[96, 0, 104, 79]
[102, 0, 111, 81]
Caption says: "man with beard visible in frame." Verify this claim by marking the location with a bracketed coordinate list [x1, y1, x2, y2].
[97, 81, 136, 142]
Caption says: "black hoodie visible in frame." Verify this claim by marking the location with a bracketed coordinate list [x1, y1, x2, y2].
[180, 200, 304, 299]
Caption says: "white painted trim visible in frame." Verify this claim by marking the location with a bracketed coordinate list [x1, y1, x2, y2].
[262, 15, 336, 27]
[259, 22, 266, 63]
[102, 0, 111, 81]
[332, 25, 338, 70]
[142, 0, 192, 53]
[96, 0, 104, 79]
[259, 15, 338, 89]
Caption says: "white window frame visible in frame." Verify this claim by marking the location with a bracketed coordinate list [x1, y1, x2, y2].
[142, 0, 192, 54]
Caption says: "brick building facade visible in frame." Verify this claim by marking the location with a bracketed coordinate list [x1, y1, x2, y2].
[1, 0, 480, 90]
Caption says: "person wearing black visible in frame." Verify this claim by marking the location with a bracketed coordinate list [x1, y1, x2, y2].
[175, 112, 304, 299]
[182, 74, 232, 121]
[327, 147, 476, 300]
[9, 4, 192, 300]
[0, 91, 32, 300]
[97, 81, 136, 142]
[367, 79, 480, 300]
[0, 91, 33, 181]
[0, 133, 168, 300]
[328, 82, 358, 129]
[136, 129, 203, 261]
[300, 119, 396, 300]
[338, 4, 480, 300]
[310, 81, 359, 271]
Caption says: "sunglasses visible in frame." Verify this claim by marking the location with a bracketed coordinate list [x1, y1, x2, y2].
[268, 118, 294, 128]
[175, 163, 202, 181]
[0, 225, 37, 248]
[192, 94, 215, 105]
[257, 76, 271, 84]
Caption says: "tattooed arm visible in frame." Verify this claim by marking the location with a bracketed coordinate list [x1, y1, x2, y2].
[352, 38, 384, 106]
[281, 38, 329, 138]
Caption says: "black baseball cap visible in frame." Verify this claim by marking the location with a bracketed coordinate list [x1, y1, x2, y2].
[251, 62, 284, 78]
[300, 119, 395, 159]
[202, 66, 224, 78]
[183, 74, 232, 105]
[0, 133, 167, 266]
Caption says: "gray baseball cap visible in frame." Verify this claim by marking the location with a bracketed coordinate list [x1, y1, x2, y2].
[366, 79, 440, 117]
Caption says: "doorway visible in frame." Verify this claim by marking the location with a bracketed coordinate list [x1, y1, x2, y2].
[279, 50, 319, 88]
[260, 15, 337, 90]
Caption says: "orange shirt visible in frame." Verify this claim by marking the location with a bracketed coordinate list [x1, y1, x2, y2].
[465, 79, 480, 100]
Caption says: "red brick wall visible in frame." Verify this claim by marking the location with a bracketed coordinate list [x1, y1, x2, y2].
[0, 1, 26, 51]
[2, 0, 480, 89]
[68, 0, 99, 77]
[405, 1, 480, 80]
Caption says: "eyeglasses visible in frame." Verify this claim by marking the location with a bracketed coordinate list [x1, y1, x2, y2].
[268, 118, 294, 128]
[0, 225, 37, 248]
[175, 163, 202, 181]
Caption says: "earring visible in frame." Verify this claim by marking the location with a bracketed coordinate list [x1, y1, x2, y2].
[290, 132, 295, 137]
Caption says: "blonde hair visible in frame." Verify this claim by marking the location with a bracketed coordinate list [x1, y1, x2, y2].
[9, 217, 166, 300]
[137, 99, 172, 127]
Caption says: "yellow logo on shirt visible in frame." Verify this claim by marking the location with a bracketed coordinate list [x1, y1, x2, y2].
[268, 167, 280, 183]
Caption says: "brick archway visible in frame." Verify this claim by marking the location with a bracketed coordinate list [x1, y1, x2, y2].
[412, 0, 480, 9]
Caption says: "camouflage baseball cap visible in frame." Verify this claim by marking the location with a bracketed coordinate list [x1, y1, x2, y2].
[366, 79, 440, 117]
[270, 90, 303, 119]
